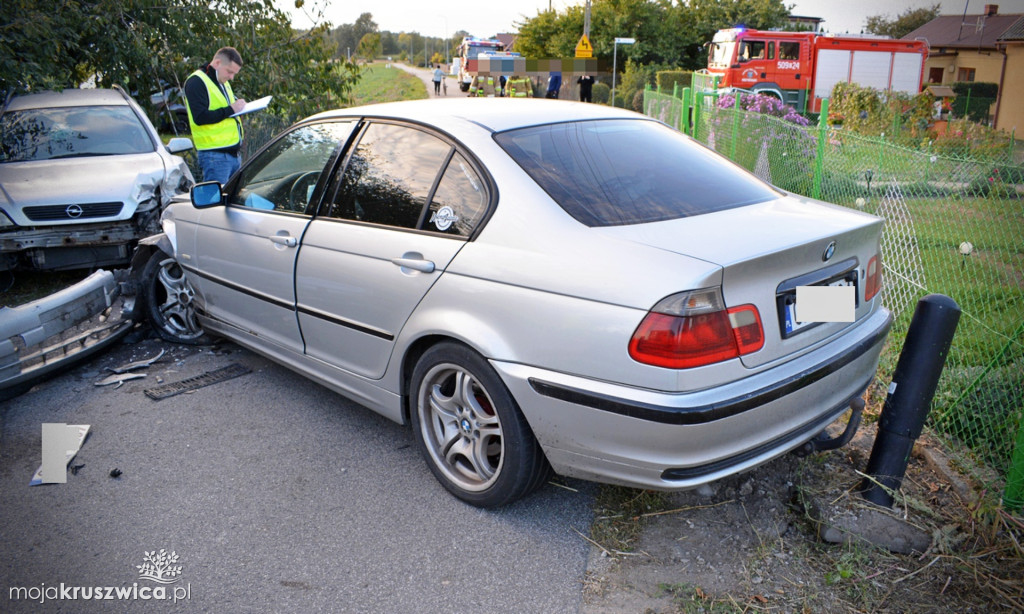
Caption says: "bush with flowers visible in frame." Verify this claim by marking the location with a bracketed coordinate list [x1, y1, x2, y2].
[716, 92, 810, 126]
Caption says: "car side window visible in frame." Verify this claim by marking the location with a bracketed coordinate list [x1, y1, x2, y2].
[322, 123, 453, 229]
[425, 152, 488, 236]
[231, 121, 355, 214]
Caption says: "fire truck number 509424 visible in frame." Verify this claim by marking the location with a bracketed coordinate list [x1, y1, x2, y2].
[706, 28, 927, 113]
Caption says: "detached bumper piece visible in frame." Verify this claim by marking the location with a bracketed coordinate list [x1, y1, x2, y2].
[0, 270, 133, 399]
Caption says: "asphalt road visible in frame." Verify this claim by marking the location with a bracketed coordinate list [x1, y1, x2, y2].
[0, 336, 596, 613]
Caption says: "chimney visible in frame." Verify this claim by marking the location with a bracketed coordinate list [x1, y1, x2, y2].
[984, 4, 999, 16]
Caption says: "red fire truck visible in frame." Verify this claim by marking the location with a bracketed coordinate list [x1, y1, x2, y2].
[456, 36, 505, 92]
[706, 28, 928, 112]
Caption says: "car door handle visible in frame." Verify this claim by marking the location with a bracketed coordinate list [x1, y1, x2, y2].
[391, 257, 435, 274]
[269, 235, 297, 247]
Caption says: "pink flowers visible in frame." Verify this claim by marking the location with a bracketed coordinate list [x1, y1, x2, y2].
[718, 93, 810, 126]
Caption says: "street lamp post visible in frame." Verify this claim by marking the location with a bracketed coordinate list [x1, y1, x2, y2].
[611, 37, 635, 107]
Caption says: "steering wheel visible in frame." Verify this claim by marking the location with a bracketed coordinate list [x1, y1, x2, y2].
[288, 171, 321, 211]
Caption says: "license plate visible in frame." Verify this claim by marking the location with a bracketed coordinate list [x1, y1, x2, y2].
[783, 278, 855, 336]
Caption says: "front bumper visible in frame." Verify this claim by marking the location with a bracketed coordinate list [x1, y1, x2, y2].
[0, 217, 154, 271]
[492, 307, 892, 491]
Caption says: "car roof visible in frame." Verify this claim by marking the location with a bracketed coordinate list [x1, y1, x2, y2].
[5, 88, 131, 111]
[306, 98, 649, 133]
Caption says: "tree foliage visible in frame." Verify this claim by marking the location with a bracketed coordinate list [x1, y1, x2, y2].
[865, 4, 941, 39]
[0, 0, 360, 120]
[514, 0, 788, 72]
[357, 33, 383, 62]
[331, 12, 378, 59]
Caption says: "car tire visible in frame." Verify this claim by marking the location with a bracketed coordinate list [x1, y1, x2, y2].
[410, 342, 551, 507]
[141, 251, 210, 345]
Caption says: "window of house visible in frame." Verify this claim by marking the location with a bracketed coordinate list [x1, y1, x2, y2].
[958, 67, 976, 82]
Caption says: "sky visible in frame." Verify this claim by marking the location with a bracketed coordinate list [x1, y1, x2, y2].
[281, 0, 1024, 39]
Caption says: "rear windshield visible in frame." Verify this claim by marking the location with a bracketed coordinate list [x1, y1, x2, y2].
[1, 105, 154, 162]
[493, 119, 778, 227]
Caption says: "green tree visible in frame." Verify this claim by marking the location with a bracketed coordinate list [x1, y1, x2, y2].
[332, 12, 378, 60]
[671, 0, 790, 68]
[0, 0, 361, 120]
[357, 32, 382, 61]
[513, 0, 788, 75]
[865, 4, 940, 38]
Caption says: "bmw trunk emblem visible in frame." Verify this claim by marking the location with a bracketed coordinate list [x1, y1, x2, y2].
[822, 241, 836, 262]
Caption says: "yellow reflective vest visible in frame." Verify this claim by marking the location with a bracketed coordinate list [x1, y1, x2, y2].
[185, 69, 243, 151]
[509, 77, 532, 97]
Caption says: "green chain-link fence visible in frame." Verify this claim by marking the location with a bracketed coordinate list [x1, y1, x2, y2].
[644, 83, 1024, 510]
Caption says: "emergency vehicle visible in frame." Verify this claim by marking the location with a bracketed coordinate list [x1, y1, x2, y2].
[457, 37, 505, 92]
[706, 28, 928, 112]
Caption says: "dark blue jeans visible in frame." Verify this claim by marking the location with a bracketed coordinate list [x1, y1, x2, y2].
[198, 150, 241, 185]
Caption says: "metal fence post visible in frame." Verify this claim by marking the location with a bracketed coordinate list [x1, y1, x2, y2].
[692, 92, 703, 142]
[681, 86, 692, 135]
[812, 98, 828, 200]
[729, 98, 742, 161]
[1007, 413, 1024, 511]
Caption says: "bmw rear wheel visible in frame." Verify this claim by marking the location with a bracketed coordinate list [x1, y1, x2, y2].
[410, 342, 550, 507]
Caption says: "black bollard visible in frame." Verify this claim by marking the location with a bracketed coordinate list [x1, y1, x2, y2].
[861, 294, 961, 507]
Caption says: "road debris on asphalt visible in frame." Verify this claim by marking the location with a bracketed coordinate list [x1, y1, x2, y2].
[94, 372, 147, 388]
[143, 362, 251, 400]
[29, 424, 90, 485]
[105, 348, 166, 373]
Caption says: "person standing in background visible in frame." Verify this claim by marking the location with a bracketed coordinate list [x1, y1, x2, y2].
[432, 64, 444, 95]
[577, 74, 594, 102]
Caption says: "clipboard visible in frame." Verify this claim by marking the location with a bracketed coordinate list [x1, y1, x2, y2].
[231, 95, 272, 117]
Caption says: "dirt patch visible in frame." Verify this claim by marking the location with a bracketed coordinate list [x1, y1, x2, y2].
[582, 421, 1024, 613]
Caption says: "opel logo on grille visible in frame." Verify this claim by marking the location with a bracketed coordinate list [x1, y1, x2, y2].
[822, 241, 837, 262]
[65, 204, 84, 218]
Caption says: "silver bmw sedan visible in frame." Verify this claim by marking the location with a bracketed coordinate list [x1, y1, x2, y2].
[132, 98, 891, 507]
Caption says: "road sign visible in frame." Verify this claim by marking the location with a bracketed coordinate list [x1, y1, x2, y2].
[575, 34, 593, 59]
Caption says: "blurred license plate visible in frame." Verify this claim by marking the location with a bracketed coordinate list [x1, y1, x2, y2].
[783, 278, 855, 336]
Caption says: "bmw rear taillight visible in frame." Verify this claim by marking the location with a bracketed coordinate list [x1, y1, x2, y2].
[864, 254, 882, 302]
[628, 288, 764, 369]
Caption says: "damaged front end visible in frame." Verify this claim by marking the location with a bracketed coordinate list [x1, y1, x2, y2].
[0, 157, 193, 272]
[0, 269, 135, 400]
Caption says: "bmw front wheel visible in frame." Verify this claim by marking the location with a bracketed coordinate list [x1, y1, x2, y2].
[141, 251, 209, 344]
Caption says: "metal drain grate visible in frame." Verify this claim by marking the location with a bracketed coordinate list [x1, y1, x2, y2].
[144, 363, 252, 400]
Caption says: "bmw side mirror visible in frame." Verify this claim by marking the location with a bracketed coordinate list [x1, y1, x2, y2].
[191, 182, 223, 208]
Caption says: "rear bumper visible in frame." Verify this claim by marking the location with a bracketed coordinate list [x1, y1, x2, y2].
[493, 307, 892, 491]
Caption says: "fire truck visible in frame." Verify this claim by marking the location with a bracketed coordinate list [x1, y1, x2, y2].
[456, 37, 506, 92]
[706, 28, 928, 112]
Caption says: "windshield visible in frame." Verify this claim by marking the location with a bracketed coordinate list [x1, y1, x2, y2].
[708, 42, 735, 68]
[0, 105, 154, 163]
[494, 119, 778, 227]
[464, 43, 502, 60]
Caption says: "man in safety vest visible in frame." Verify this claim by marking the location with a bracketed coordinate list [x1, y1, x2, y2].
[184, 47, 247, 185]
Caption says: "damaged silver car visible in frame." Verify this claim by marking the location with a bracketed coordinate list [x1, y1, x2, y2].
[131, 99, 891, 508]
[0, 87, 194, 271]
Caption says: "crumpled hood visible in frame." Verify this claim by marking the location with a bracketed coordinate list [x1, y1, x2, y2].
[0, 153, 190, 226]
